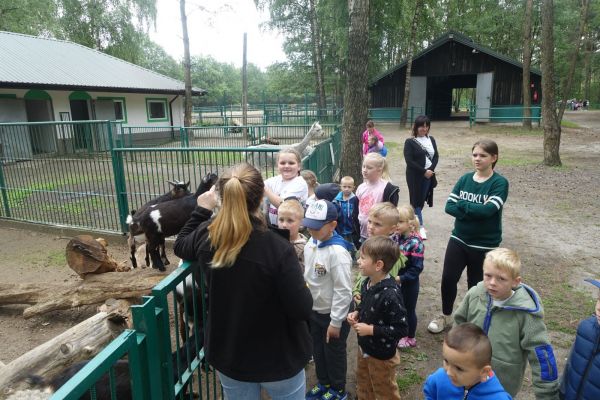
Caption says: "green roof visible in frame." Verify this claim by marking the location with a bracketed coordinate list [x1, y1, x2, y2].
[370, 31, 542, 86]
[0, 31, 206, 95]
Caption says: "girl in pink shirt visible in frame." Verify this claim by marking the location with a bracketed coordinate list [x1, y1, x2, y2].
[362, 120, 384, 155]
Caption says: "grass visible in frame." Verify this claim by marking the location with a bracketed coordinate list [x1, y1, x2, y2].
[397, 370, 425, 391]
[472, 125, 544, 137]
[47, 250, 66, 268]
[561, 119, 581, 128]
[385, 141, 400, 150]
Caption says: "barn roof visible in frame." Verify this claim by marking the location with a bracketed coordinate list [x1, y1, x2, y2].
[0, 31, 206, 96]
[370, 31, 541, 86]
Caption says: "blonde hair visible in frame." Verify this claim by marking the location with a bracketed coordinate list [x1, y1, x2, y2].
[484, 248, 521, 279]
[340, 176, 355, 187]
[301, 170, 318, 189]
[277, 148, 302, 169]
[397, 204, 420, 233]
[362, 153, 390, 180]
[277, 198, 304, 220]
[208, 163, 265, 268]
[368, 202, 400, 227]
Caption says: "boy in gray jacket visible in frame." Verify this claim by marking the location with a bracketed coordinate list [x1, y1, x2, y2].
[454, 248, 559, 399]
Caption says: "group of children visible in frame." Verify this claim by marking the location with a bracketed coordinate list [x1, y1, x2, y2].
[262, 136, 598, 400]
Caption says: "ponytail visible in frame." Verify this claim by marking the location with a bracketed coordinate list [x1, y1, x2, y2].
[208, 163, 263, 268]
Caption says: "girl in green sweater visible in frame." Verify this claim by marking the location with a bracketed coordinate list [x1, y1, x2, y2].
[428, 139, 509, 334]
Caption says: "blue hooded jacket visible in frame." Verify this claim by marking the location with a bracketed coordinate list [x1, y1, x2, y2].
[424, 368, 512, 400]
[559, 315, 600, 400]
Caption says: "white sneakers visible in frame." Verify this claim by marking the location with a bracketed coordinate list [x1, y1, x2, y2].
[419, 226, 427, 240]
[427, 314, 452, 334]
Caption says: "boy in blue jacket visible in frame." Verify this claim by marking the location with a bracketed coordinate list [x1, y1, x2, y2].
[424, 322, 512, 399]
[333, 176, 360, 249]
[559, 278, 600, 400]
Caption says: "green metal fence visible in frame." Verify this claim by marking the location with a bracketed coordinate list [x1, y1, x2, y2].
[52, 261, 221, 399]
[368, 107, 425, 123]
[469, 105, 542, 126]
[0, 121, 341, 233]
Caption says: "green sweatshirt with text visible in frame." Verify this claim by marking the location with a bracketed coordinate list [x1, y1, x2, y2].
[445, 171, 509, 250]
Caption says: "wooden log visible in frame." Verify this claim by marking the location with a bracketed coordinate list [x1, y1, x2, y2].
[0, 269, 169, 319]
[0, 310, 127, 398]
[65, 235, 130, 277]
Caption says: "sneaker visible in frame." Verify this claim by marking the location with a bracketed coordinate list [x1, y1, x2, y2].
[321, 388, 348, 400]
[306, 383, 329, 400]
[397, 336, 417, 348]
[419, 226, 427, 240]
[427, 314, 452, 334]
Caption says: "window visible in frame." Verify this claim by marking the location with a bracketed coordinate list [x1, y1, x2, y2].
[146, 98, 169, 122]
[114, 99, 124, 121]
[96, 97, 127, 123]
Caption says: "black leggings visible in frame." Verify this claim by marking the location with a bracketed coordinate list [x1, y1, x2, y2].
[441, 239, 487, 316]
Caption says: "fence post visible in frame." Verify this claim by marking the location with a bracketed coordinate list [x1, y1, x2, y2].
[110, 144, 130, 234]
[0, 159, 11, 218]
[132, 296, 172, 400]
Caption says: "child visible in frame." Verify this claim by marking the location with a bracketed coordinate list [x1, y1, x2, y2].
[356, 153, 399, 242]
[303, 200, 353, 400]
[264, 148, 308, 226]
[352, 202, 405, 304]
[394, 204, 424, 349]
[347, 236, 408, 400]
[362, 120, 384, 155]
[334, 176, 359, 248]
[277, 198, 308, 273]
[559, 278, 600, 400]
[301, 170, 318, 208]
[367, 132, 388, 156]
[315, 182, 341, 203]
[423, 323, 512, 399]
[454, 248, 559, 398]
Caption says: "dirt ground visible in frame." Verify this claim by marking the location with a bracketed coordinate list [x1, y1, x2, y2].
[1, 111, 600, 399]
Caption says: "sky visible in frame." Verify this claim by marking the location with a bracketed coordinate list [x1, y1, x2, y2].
[148, 0, 287, 70]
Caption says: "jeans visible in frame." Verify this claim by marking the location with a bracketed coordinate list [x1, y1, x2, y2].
[310, 311, 350, 391]
[218, 369, 305, 400]
[414, 177, 432, 226]
[400, 278, 420, 338]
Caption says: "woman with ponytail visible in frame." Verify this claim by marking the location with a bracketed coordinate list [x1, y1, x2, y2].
[174, 163, 313, 400]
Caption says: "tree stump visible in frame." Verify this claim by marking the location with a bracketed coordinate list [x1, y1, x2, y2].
[66, 235, 129, 277]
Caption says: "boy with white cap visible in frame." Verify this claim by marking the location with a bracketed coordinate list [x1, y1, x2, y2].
[303, 199, 353, 400]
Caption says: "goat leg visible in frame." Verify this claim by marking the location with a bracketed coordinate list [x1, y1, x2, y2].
[160, 239, 170, 266]
[128, 234, 138, 269]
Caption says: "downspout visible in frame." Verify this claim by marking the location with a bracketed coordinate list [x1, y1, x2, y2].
[169, 95, 179, 138]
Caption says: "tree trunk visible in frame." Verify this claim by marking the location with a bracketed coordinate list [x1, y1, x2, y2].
[309, 0, 327, 116]
[540, 0, 561, 166]
[557, 0, 589, 123]
[0, 310, 128, 396]
[341, 0, 370, 181]
[180, 0, 193, 128]
[583, 29, 592, 101]
[400, 0, 422, 127]
[0, 269, 166, 318]
[522, 0, 534, 129]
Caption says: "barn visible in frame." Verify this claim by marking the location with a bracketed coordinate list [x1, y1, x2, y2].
[369, 31, 542, 121]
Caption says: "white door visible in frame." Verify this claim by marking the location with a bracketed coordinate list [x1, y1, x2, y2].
[408, 76, 427, 116]
[476, 72, 493, 121]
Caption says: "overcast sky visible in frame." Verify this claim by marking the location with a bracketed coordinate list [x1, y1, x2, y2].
[148, 0, 287, 70]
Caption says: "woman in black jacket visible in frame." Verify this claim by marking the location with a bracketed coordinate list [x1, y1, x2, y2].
[403, 115, 439, 240]
[174, 163, 313, 400]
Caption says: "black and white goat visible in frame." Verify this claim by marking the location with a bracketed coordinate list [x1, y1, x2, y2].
[126, 180, 190, 269]
[131, 173, 218, 271]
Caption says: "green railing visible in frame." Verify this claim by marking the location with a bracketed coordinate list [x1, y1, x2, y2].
[0, 121, 340, 233]
[52, 261, 221, 399]
[469, 105, 542, 127]
[195, 106, 343, 126]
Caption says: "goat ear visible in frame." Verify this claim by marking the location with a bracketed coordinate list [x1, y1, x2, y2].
[167, 180, 176, 186]
[185, 181, 190, 188]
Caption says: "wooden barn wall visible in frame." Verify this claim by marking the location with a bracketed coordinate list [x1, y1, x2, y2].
[370, 40, 542, 108]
